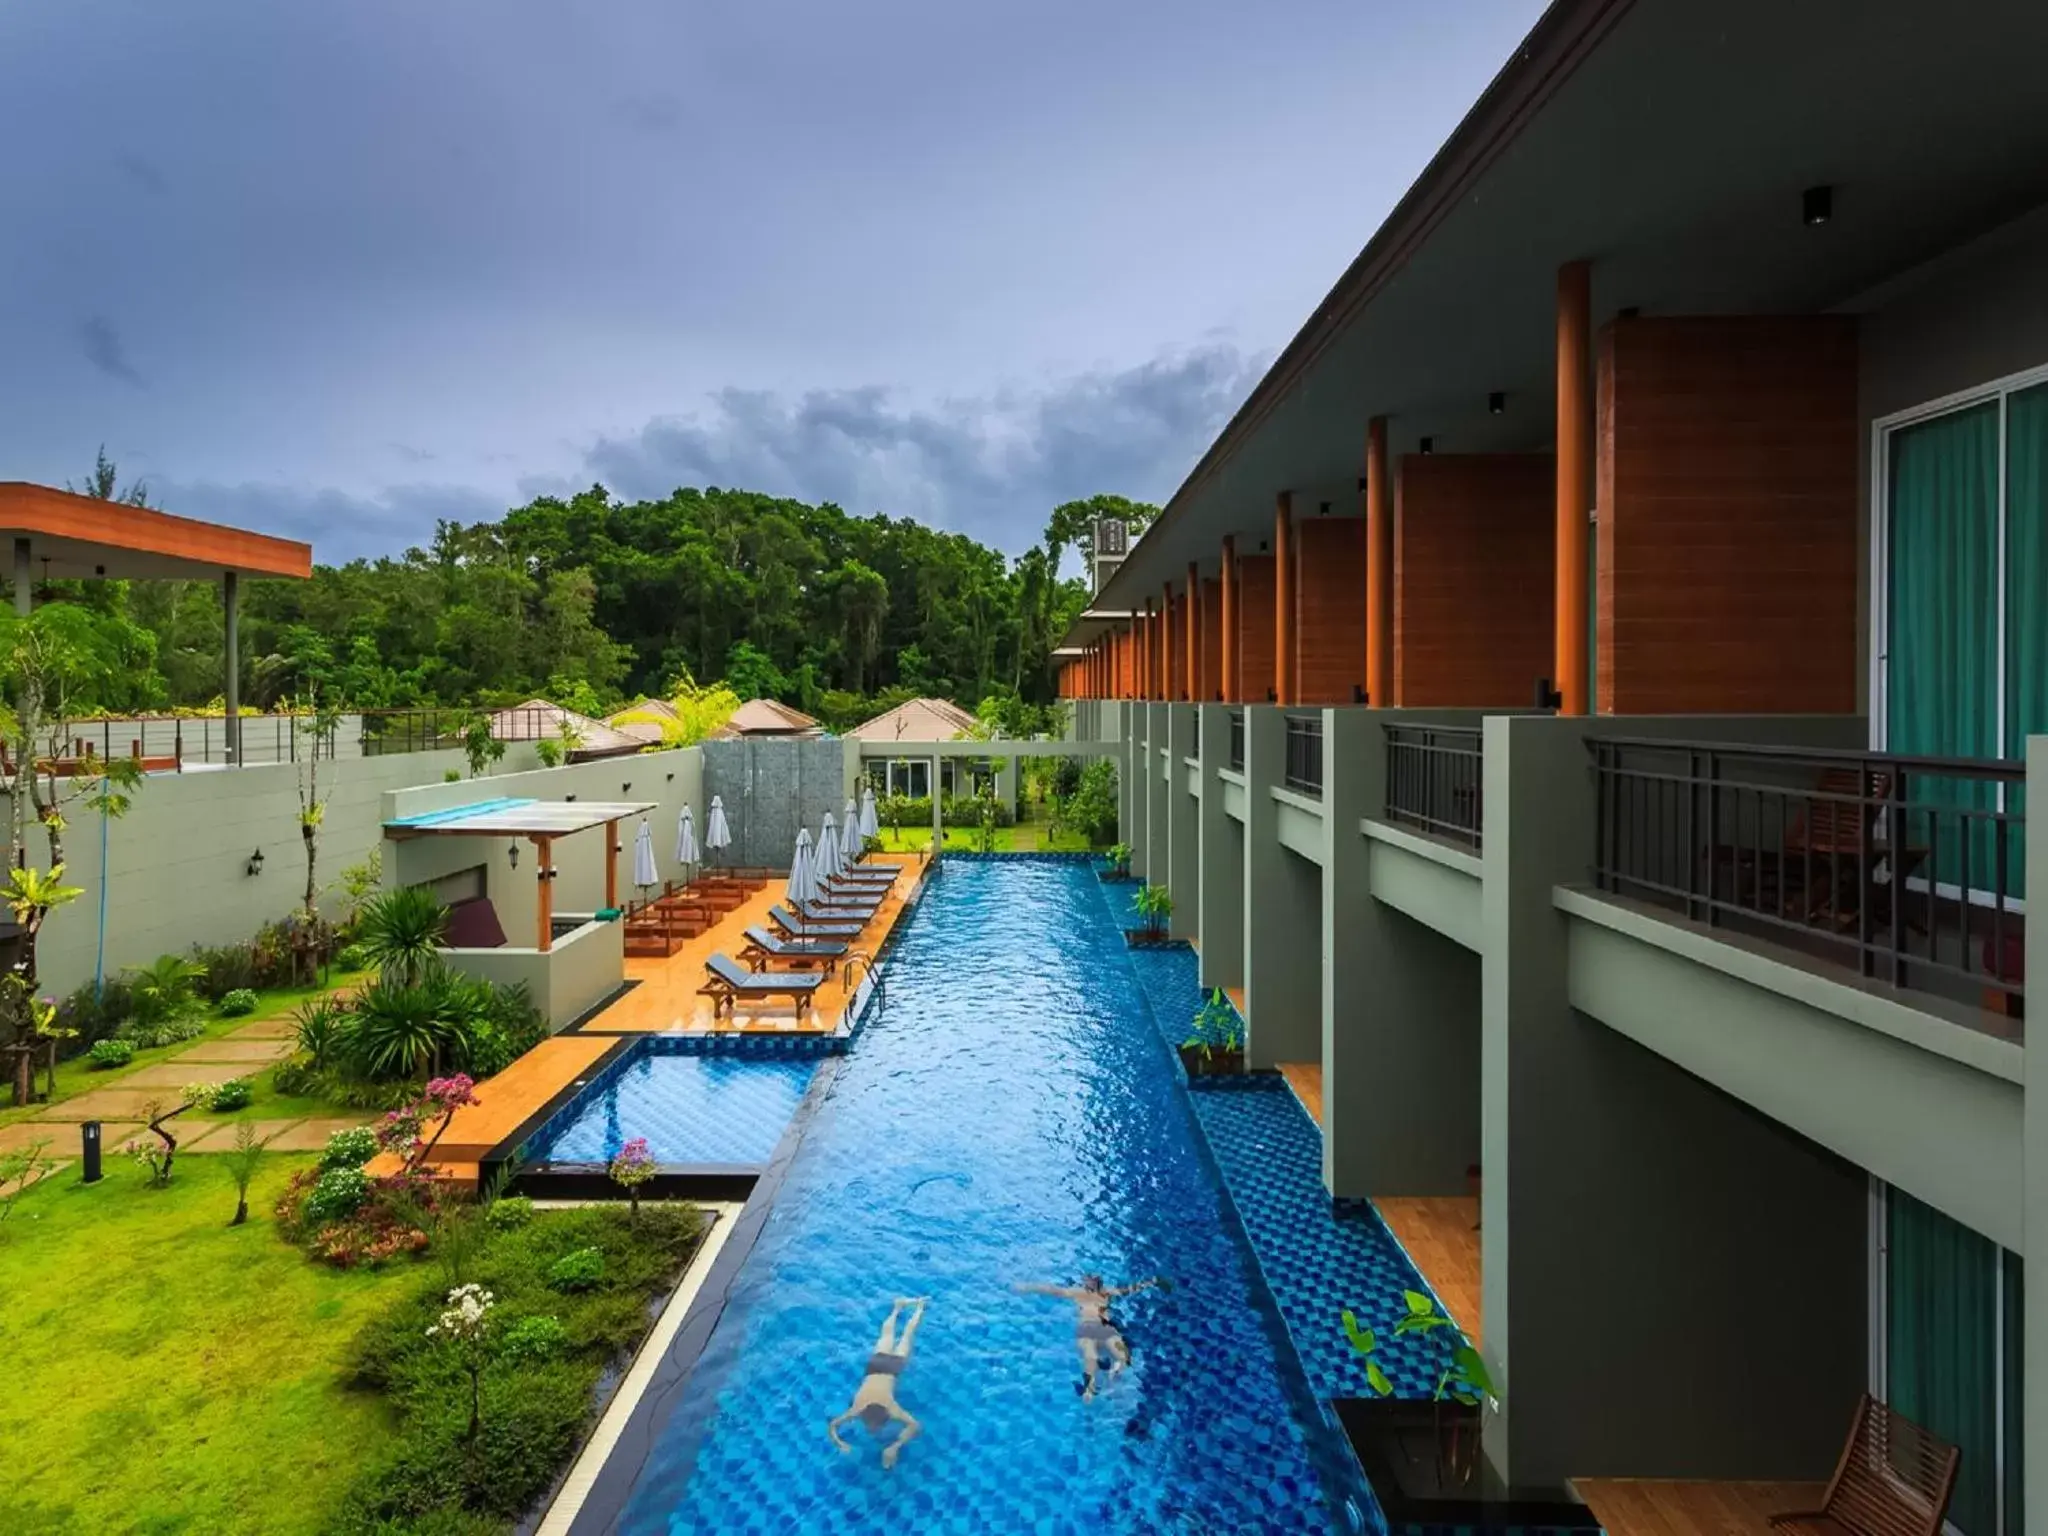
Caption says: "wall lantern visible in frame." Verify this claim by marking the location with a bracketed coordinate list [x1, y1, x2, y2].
[245, 848, 264, 877]
[1488, 391, 1505, 415]
[620, 781, 632, 794]
[1420, 436, 1436, 455]
[508, 841, 521, 871]
[1802, 185, 1833, 226]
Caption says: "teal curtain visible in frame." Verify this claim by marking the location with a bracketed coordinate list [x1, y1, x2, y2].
[2003, 1251, 2025, 1536]
[1889, 402, 2000, 885]
[2003, 385, 2048, 896]
[1888, 1187, 1999, 1535]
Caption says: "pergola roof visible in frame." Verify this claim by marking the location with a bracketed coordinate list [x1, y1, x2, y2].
[0, 482, 312, 581]
[384, 796, 657, 839]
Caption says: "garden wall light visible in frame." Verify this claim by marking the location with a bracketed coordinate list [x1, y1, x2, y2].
[508, 841, 521, 870]
[245, 848, 264, 877]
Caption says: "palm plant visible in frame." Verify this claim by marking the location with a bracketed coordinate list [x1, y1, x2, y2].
[1133, 883, 1172, 940]
[337, 978, 446, 1080]
[128, 953, 204, 1026]
[354, 886, 449, 988]
[221, 1122, 271, 1226]
[292, 995, 350, 1069]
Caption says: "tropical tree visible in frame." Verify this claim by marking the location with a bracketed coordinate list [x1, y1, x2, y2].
[355, 886, 450, 988]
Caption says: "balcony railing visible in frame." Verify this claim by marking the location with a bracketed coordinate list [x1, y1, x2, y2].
[359, 706, 554, 757]
[1588, 738, 2025, 1015]
[1384, 724, 1483, 850]
[1227, 709, 1246, 773]
[1283, 713, 1324, 796]
[7, 713, 341, 770]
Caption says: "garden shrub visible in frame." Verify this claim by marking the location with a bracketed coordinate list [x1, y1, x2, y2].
[497, 1313, 568, 1364]
[269, 1057, 323, 1098]
[119, 1014, 205, 1049]
[485, 1196, 534, 1232]
[321, 1126, 380, 1170]
[188, 940, 259, 1001]
[86, 1037, 135, 1070]
[336, 942, 370, 973]
[545, 1246, 605, 1293]
[126, 953, 205, 1026]
[199, 1076, 255, 1112]
[306, 1166, 372, 1224]
[216, 988, 259, 1017]
[54, 976, 134, 1055]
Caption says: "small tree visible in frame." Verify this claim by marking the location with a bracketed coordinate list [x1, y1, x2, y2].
[221, 1122, 272, 1225]
[461, 713, 505, 779]
[2, 868, 84, 1105]
[608, 1136, 655, 1224]
[125, 1096, 199, 1187]
[426, 1283, 496, 1448]
[0, 1136, 54, 1230]
[291, 689, 342, 918]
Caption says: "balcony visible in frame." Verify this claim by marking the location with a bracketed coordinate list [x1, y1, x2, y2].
[1383, 724, 1483, 851]
[1227, 709, 1245, 773]
[1283, 713, 1323, 796]
[1587, 738, 2024, 1020]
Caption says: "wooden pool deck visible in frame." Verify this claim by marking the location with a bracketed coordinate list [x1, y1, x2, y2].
[415, 853, 925, 1177]
[1375, 1195, 1482, 1345]
[1572, 1478, 1826, 1536]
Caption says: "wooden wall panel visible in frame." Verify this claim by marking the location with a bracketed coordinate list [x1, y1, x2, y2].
[1294, 515, 1368, 705]
[1597, 316, 1858, 715]
[1236, 555, 1277, 704]
[1394, 455, 1555, 706]
[1170, 592, 1189, 700]
[1199, 578, 1223, 703]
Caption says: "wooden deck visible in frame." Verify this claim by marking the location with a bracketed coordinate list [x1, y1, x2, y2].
[1278, 1062, 1322, 1125]
[1573, 1479, 1827, 1536]
[1375, 1195, 1482, 1344]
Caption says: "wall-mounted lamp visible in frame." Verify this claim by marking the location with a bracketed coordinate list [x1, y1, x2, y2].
[665, 772, 675, 782]
[1356, 475, 1368, 493]
[1488, 391, 1506, 415]
[565, 792, 577, 803]
[245, 848, 264, 877]
[1419, 436, 1436, 455]
[1317, 500, 1331, 516]
[507, 841, 521, 870]
[1802, 185, 1833, 227]
[1618, 305, 1640, 320]
[620, 782, 632, 794]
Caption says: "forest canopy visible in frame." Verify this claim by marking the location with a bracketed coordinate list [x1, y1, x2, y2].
[35, 473, 1155, 727]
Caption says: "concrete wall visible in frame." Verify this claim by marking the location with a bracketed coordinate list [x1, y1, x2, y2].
[701, 737, 851, 871]
[442, 913, 624, 1032]
[1165, 705, 1199, 939]
[385, 748, 704, 952]
[1241, 707, 1319, 1067]
[1196, 706, 1244, 990]
[16, 741, 549, 996]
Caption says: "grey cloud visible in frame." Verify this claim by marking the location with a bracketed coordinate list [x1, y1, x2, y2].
[388, 442, 438, 465]
[154, 478, 505, 563]
[77, 316, 144, 387]
[578, 343, 1267, 554]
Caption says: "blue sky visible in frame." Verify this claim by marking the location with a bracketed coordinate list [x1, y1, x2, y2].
[0, 1, 1545, 565]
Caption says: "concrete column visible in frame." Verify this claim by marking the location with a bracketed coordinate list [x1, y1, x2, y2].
[1274, 493, 1296, 705]
[1118, 703, 1138, 868]
[222, 570, 241, 766]
[1553, 261, 1591, 715]
[1165, 703, 1198, 938]
[1220, 536, 1239, 702]
[1321, 708, 1480, 1199]
[1364, 418, 1392, 706]
[1241, 705, 1319, 1068]
[1480, 714, 1868, 1489]
[930, 754, 941, 845]
[1145, 703, 1169, 896]
[1196, 705, 1244, 991]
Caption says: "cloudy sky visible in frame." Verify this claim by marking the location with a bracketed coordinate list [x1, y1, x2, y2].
[0, 1, 1544, 567]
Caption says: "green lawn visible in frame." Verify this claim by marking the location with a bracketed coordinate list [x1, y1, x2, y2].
[0, 1156, 412, 1536]
[874, 822, 1103, 853]
[1, 977, 357, 1132]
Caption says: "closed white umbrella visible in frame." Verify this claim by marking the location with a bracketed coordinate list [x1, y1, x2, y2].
[675, 804, 698, 876]
[706, 795, 732, 868]
[786, 828, 817, 911]
[840, 799, 862, 864]
[632, 818, 659, 896]
[859, 784, 879, 840]
[816, 813, 842, 884]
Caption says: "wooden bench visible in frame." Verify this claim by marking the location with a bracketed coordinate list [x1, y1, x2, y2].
[1769, 1394, 1958, 1536]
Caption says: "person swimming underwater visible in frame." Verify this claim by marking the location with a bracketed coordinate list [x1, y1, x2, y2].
[827, 1296, 928, 1467]
[1015, 1274, 1167, 1400]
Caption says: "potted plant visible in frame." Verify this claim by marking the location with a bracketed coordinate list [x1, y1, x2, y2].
[1179, 988, 1244, 1078]
[1127, 883, 1172, 945]
[1344, 1290, 1498, 1494]
[1101, 842, 1134, 882]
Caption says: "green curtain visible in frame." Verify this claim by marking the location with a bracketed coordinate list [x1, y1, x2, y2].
[2003, 385, 2048, 897]
[1889, 402, 2000, 886]
[1888, 1186, 1998, 1535]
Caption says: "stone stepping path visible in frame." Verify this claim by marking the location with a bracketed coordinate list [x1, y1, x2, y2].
[225, 1018, 298, 1040]
[179, 1116, 366, 1153]
[179, 1038, 297, 1064]
[122, 1061, 252, 1090]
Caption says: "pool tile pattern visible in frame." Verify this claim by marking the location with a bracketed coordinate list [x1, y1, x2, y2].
[526, 1052, 816, 1168]
[1124, 942, 1465, 1403]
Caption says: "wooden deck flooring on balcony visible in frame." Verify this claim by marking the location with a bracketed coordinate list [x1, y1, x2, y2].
[1572, 1478, 1827, 1536]
[1375, 1195, 1482, 1345]
[1278, 1062, 1322, 1125]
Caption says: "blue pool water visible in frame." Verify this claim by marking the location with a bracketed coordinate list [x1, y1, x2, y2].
[528, 1051, 817, 1168]
[613, 860, 1369, 1535]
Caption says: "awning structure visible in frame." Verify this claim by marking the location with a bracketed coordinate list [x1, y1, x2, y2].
[0, 482, 312, 582]
[384, 797, 658, 951]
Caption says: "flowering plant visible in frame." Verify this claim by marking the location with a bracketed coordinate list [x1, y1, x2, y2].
[377, 1074, 479, 1176]
[427, 1282, 496, 1443]
[608, 1136, 655, 1222]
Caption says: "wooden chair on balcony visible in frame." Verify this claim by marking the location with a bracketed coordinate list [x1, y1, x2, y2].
[1768, 1393, 1958, 1536]
[1723, 769, 1927, 932]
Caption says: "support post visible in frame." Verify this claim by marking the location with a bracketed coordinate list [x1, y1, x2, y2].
[222, 570, 241, 765]
[930, 755, 941, 846]
[1220, 536, 1238, 702]
[1274, 493, 1295, 706]
[1186, 561, 1201, 702]
[535, 836, 554, 952]
[604, 819, 619, 910]
[1364, 417, 1392, 706]
[1554, 261, 1591, 715]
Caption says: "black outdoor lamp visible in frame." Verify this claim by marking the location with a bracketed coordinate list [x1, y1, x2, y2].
[82, 1121, 102, 1184]
[507, 841, 521, 870]
[245, 848, 264, 877]
[1489, 391, 1506, 415]
[1803, 185, 1833, 226]
[1420, 436, 1436, 455]
[621, 781, 632, 794]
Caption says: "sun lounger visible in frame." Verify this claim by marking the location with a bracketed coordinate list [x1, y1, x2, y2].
[740, 926, 849, 976]
[826, 867, 896, 888]
[802, 896, 881, 922]
[697, 952, 826, 1017]
[768, 904, 865, 940]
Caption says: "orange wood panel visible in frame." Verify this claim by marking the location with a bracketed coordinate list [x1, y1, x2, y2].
[1375, 1196, 1481, 1345]
[1236, 554, 1277, 704]
[1199, 577, 1223, 703]
[0, 481, 313, 580]
[1274, 493, 1296, 705]
[1597, 315, 1858, 715]
[1186, 562, 1201, 702]
[1365, 417, 1393, 707]
[535, 836, 555, 952]
[1278, 1062, 1323, 1126]
[1394, 454, 1554, 707]
[1220, 537, 1239, 701]
[1555, 261, 1592, 715]
[1294, 515, 1368, 705]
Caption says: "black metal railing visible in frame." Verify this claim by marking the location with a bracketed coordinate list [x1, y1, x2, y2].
[8, 713, 341, 770]
[1384, 724, 1483, 850]
[1227, 709, 1246, 773]
[1283, 713, 1324, 796]
[359, 706, 554, 757]
[1589, 737, 2026, 1014]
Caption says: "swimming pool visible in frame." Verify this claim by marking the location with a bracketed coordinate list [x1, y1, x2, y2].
[524, 1047, 819, 1169]
[599, 859, 1369, 1535]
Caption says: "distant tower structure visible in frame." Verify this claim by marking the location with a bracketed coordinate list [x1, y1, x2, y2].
[1091, 517, 1128, 595]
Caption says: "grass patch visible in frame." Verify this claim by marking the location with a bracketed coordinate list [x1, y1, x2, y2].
[876, 822, 1102, 853]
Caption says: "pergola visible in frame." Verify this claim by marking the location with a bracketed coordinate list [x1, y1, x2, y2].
[382, 797, 657, 951]
[0, 482, 312, 762]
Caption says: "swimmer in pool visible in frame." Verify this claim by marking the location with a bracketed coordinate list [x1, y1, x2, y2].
[1016, 1274, 1167, 1400]
[828, 1297, 928, 1467]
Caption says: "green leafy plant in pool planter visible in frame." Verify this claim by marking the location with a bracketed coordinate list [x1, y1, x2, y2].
[1346, 1289, 1498, 1489]
[1106, 842, 1133, 879]
[1341, 1307, 1396, 1398]
[1180, 988, 1244, 1076]
[1132, 883, 1172, 941]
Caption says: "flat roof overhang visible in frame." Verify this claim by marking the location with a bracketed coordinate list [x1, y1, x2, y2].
[1065, 0, 2048, 643]
[0, 482, 313, 581]
[383, 797, 659, 840]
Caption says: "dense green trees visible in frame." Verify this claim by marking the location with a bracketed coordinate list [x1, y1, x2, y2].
[31, 475, 1155, 721]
